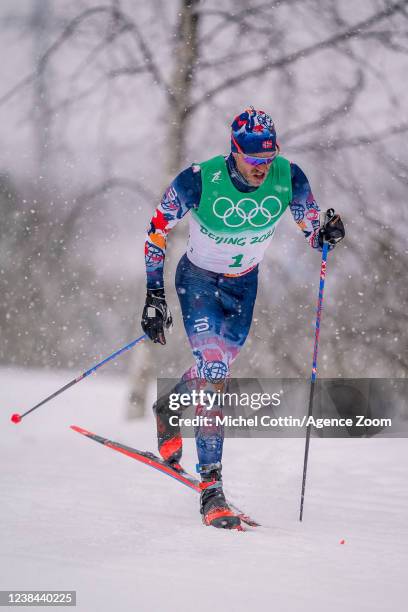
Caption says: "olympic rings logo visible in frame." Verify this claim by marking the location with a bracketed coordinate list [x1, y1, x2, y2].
[212, 196, 282, 228]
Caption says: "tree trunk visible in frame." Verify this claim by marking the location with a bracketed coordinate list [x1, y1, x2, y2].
[165, 0, 200, 179]
[32, 0, 52, 178]
[127, 0, 200, 419]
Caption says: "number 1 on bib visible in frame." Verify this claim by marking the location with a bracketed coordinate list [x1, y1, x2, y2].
[229, 254, 244, 268]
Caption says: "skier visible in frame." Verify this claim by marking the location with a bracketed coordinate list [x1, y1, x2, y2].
[142, 107, 345, 529]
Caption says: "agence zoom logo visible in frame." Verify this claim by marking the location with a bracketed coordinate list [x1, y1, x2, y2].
[213, 196, 282, 228]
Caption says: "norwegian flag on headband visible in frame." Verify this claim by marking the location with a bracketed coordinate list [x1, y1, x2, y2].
[231, 106, 277, 154]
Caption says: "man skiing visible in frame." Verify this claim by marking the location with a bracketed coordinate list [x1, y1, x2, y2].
[142, 107, 345, 529]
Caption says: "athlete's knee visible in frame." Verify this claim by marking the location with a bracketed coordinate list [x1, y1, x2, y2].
[200, 359, 229, 385]
[187, 346, 230, 386]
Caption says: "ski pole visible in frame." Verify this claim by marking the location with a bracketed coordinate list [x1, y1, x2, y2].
[299, 242, 329, 521]
[10, 334, 147, 424]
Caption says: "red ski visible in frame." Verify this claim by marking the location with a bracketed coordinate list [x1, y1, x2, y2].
[71, 425, 260, 528]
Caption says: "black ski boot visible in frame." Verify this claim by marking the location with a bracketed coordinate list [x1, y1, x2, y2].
[199, 464, 241, 530]
[153, 388, 183, 466]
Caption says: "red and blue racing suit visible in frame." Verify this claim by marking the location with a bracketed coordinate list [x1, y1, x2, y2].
[145, 154, 324, 468]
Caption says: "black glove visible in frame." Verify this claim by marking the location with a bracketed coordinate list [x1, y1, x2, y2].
[319, 208, 345, 247]
[141, 288, 173, 345]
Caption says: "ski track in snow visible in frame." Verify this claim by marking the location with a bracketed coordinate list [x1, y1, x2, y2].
[1, 367, 407, 612]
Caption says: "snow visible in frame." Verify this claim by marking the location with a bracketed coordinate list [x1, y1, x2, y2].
[1, 367, 407, 612]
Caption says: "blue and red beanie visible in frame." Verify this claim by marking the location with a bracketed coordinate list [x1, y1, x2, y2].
[231, 106, 277, 154]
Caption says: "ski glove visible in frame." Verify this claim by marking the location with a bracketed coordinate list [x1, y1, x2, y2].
[141, 288, 173, 345]
[318, 208, 345, 247]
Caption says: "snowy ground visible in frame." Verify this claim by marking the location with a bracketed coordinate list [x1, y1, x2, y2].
[1, 367, 407, 612]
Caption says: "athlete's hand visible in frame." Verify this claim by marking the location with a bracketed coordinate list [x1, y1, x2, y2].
[319, 208, 345, 246]
[141, 288, 173, 345]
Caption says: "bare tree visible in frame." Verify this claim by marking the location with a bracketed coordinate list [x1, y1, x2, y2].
[0, 0, 407, 414]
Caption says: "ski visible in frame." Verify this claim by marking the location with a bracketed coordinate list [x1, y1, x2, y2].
[70, 425, 260, 528]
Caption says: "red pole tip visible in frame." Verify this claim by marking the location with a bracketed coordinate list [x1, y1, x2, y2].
[11, 413, 22, 424]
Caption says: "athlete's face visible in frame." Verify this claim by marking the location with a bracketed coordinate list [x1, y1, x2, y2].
[232, 152, 275, 187]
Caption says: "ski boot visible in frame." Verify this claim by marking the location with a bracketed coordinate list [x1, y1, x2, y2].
[199, 464, 241, 530]
[153, 386, 184, 467]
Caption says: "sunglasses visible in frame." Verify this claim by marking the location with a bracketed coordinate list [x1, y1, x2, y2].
[241, 151, 279, 166]
[231, 135, 279, 166]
